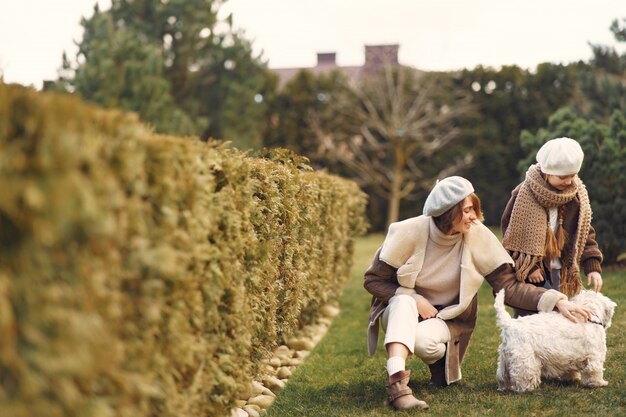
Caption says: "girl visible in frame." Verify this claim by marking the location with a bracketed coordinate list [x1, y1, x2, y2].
[501, 137, 603, 316]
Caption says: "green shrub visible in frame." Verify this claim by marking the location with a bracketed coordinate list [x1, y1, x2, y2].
[0, 84, 367, 417]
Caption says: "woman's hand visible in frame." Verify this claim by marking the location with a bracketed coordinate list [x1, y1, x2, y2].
[527, 268, 544, 284]
[587, 271, 603, 292]
[555, 299, 592, 323]
[416, 298, 438, 319]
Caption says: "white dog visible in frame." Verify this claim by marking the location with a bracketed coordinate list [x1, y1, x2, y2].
[494, 289, 616, 393]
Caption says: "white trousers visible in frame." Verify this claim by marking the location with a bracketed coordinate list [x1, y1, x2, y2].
[382, 294, 450, 364]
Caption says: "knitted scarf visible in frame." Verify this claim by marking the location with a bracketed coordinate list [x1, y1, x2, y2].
[502, 164, 592, 297]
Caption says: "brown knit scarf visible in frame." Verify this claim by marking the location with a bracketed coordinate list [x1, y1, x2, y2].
[502, 164, 592, 296]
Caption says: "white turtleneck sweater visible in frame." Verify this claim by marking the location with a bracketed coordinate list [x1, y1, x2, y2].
[412, 218, 464, 306]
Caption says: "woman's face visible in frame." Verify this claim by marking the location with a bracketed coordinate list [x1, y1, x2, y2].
[545, 174, 576, 191]
[450, 196, 477, 235]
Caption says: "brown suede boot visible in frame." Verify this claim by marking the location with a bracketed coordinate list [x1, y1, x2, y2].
[428, 356, 448, 387]
[386, 370, 429, 410]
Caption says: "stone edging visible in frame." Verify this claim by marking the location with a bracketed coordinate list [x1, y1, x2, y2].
[229, 304, 341, 417]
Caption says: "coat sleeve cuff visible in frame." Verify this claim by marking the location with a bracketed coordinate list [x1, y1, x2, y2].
[394, 287, 426, 305]
[583, 258, 602, 275]
[537, 289, 567, 313]
[411, 293, 426, 305]
[395, 287, 416, 297]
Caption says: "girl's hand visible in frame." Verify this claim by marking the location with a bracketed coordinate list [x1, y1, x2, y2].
[527, 268, 545, 284]
[587, 271, 603, 292]
[416, 298, 438, 320]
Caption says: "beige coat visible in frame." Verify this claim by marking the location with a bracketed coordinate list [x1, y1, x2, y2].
[364, 215, 566, 384]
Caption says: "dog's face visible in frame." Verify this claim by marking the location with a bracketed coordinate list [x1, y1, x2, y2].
[571, 290, 617, 329]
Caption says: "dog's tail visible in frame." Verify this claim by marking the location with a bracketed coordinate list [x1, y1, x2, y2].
[494, 289, 513, 329]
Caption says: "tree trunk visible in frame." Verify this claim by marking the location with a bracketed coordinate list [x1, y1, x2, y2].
[386, 144, 405, 227]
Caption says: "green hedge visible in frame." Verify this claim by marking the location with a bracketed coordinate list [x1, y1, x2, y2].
[0, 84, 368, 417]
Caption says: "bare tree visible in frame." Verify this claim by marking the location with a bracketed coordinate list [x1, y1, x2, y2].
[314, 64, 475, 226]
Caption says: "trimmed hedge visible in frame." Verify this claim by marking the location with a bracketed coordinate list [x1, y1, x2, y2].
[0, 84, 367, 417]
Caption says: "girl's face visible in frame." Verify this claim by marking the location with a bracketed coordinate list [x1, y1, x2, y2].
[450, 196, 477, 235]
[546, 174, 576, 191]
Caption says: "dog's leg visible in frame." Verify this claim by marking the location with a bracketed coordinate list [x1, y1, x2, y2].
[581, 357, 608, 387]
[566, 370, 582, 383]
[496, 347, 511, 391]
[508, 350, 542, 393]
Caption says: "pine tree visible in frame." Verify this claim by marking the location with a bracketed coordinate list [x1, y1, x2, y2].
[70, 8, 196, 134]
[580, 17, 626, 120]
[52, 0, 271, 147]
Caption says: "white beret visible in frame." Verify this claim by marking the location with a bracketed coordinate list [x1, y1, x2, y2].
[536, 137, 584, 176]
[423, 176, 474, 217]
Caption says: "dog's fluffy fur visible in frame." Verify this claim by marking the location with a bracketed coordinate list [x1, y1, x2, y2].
[494, 289, 616, 393]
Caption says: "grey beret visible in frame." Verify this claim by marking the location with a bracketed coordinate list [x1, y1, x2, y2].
[536, 137, 584, 175]
[423, 176, 474, 217]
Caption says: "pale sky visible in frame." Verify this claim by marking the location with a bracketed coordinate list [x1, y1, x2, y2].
[1, 0, 625, 89]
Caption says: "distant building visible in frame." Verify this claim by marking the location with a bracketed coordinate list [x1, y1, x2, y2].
[271, 44, 406, 87]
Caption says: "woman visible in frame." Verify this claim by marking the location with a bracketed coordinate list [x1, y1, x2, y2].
[501, 137, 603, 317]
[364, 176, 591, 411]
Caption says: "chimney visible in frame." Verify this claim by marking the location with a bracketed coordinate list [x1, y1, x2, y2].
[316, 52, 336, 66]
[364, 44, 399, 69]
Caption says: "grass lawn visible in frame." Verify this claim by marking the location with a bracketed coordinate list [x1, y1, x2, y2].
[266, 233, 626, 417]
